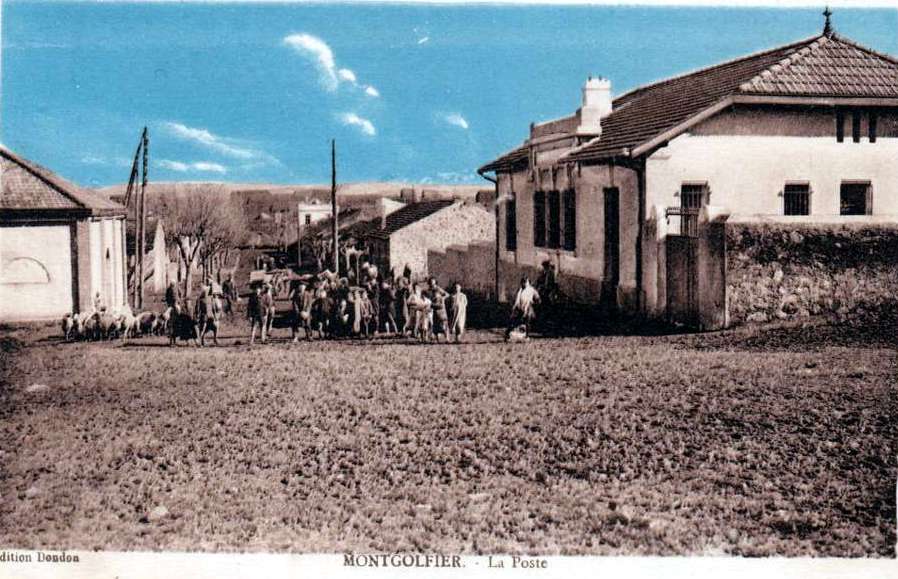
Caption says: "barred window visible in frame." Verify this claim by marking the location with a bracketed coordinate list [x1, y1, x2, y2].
[680, 183, 708, 209]
[547, 190, 561, 249]
[533, 190, 546, 247]
[852, 110, 862, 143]
[562, 189, 576, 251]
[783, 183, 810, 216]
[505, 199, 517, 251]
[679, 183, 708, 237]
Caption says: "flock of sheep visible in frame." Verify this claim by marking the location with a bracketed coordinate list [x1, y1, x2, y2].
[61, 307, 170, 342]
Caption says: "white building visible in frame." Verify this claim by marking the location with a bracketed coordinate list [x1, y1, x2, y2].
[0, 146, 128, 321]
[297, 198, 332, 228]
[479, 17, 898, 320]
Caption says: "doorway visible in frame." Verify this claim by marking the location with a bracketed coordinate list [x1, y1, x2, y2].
[601, 187, 620, 305]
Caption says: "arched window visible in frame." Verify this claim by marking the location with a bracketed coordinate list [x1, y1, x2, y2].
[2, 257, 51, 284]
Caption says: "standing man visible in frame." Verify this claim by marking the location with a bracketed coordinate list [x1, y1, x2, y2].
[196, 287, 222, 346]
[247, 284, 265, 345]
[427, 278, 450, 343]
[221, 274, 238, 319]
[379, 280, 398, 335]
[260, 282, 276, 342]
[505, 277, 540, 341]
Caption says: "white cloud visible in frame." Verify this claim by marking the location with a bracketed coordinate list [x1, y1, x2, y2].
[162, 122, 278, 166]
[283, 33, 339, 90]
[80, 154, 107, 165]
[79, 154, 133, 168]
[337, 68, 357, 83]
[417, 36, 430, 45]
[283, 33, 377, 98]
[192, 162, 228, 174]
[444, 113, 470, 130]
[159, 160, 190, 172]
[338, 113, 376, 137]
[158, 159, 227, 174]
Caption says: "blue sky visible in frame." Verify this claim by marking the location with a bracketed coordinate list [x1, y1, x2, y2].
[2, 2, 896, 187]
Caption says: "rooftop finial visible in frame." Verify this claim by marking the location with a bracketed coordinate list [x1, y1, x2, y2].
[822, 6, 834, 37]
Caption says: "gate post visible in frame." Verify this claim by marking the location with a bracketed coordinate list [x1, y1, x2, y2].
[697, 207, 731, 331]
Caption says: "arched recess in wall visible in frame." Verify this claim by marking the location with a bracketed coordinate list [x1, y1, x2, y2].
[2, 257, 51, 284]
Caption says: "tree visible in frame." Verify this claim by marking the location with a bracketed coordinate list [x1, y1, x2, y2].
[156, 184, 247, 297]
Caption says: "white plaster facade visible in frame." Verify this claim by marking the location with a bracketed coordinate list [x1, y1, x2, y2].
[0, 225, 74, 321]
[647, 107, 898, 217]
[297, 200, 332, 227]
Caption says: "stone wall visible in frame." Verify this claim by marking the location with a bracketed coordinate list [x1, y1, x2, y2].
[726, 220, 898, 325]
[428, 241, 496, 297]
[388, 202, 495, 281]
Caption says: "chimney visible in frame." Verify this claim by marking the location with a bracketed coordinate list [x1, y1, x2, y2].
[578, 76, 612, 135]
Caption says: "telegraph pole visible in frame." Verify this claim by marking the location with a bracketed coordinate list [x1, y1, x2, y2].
[296, 208, 303, 269]
[331, 139, 339, 275]
[137, 126, 149, 309]
[125, 139, 141, 307]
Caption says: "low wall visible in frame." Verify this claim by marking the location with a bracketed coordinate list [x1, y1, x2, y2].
[428, 241, 496, 297]
[726, 220, 898, 324]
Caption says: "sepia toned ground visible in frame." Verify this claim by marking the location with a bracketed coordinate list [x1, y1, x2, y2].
[0, 312, 895, 556]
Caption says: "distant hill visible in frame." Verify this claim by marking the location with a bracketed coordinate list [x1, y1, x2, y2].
[96, 181, 485, 203]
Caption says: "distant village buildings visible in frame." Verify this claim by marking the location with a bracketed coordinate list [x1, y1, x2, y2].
[0, 147, 128, 321]
[297, 198, 332, 227]
[479, 17, 898, 322]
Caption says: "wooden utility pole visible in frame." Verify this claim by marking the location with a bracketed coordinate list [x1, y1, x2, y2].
[137, 126, 149, 309]
[296, 209, 303, 268]
[125, 139, 142, 307]
[331, 139, 339, 275]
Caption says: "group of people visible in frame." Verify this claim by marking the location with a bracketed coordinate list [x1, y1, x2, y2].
[164, 277, 239, 346]
[244, 265, 469, 345]
[158, 259, 558, 346]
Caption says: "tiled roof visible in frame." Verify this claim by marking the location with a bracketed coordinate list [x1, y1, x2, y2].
[367, 200, 455, 239]
[1, 146, 125, 215]
[740, 34, 898, 98]
[478, 145, 529, 174]
[565, 33, 898, 163]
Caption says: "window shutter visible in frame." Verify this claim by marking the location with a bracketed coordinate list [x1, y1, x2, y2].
[547, 190, 561, 249]
[533, 190, 546, 247]
[563, 189, 576, 251]
[869, 111, 878, 143]
[505, 199, 517, 251]
[852, 110, 862, 143]
[866, 184, 873, 216]
[836, 110, 845, 142]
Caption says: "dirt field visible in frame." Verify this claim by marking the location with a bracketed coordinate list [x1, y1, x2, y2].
[0, 312, 895, 556]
